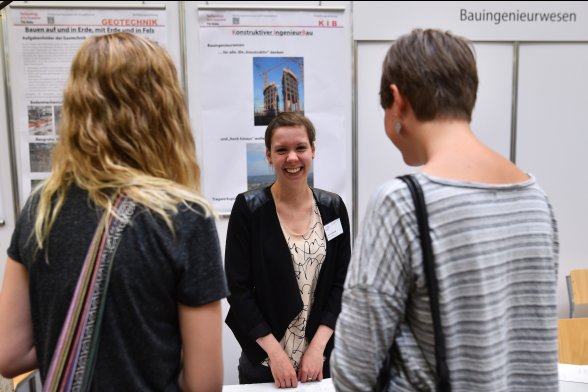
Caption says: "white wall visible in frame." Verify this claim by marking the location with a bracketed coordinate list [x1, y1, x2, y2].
[516, 42, 588, 318]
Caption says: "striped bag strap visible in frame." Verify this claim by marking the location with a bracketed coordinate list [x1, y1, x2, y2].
[44, 195, 136, 392]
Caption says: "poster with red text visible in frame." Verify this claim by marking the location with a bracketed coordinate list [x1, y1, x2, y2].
[198, 8, 351, 213]
[7, 6, 168, 207]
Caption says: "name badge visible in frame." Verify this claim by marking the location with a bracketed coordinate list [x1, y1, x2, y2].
[324, 218, 343, 241]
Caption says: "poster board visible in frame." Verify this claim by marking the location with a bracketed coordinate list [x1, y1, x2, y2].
[196, 6, 352, 214]
[5, 3, 172, 208]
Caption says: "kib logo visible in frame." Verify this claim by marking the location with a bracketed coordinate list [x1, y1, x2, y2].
[318, 20, 337, 27]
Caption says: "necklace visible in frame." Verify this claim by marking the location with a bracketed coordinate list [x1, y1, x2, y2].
[272, 185, 314, 236]
[280, 203, 315, 237]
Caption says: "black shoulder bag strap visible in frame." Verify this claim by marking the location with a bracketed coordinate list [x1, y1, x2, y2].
[398, 174, 451, 392]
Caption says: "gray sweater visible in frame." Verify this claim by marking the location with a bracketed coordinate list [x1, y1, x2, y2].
[331, 173, 559, 392]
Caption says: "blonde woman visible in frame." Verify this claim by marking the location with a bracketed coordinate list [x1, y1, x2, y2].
[0, 33, 227, 391]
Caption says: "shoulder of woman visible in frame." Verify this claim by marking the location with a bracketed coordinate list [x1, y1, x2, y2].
[374, 178, 412, 201]
[240, 187, 271, 213]
[362, 178, 416, 222]
[312, 187, 343, 207]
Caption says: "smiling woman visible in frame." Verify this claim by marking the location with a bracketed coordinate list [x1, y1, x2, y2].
[224, 112, 351, 388]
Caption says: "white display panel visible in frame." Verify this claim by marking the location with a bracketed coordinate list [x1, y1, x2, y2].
[196, 7, 352, 214]
[4, 2, 180, 209]
[355, 42, 514, 229]
[516, 43, 588, 318]
[353, 1, 588, 42]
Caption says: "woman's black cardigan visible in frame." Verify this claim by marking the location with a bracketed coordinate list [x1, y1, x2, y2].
[224, 186, 351, 366]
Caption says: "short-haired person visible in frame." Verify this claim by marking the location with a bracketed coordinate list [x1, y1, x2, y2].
[225, 112, 351, 388]
[331, 29, 559, 391]
[0, 33, 228, 391]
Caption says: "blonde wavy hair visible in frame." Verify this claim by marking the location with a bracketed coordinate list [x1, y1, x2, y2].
[34, 32, 211, 251]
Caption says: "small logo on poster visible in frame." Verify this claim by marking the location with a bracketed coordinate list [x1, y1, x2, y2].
[233, 16, 240, 25]
[19, 11, 40, 24]
[206, 14, 226, 26]
[318, 20, 337, 27]
[47, 16, 55, 25]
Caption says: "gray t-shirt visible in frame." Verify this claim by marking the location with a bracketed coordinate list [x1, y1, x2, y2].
[8, 185, 229, 391]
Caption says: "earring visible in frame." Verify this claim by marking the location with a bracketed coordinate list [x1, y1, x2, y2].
[394, 122, 402, 134]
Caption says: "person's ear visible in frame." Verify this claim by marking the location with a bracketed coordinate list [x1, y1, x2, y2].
[266, 148, 272, 165]
[389, 84, 405, 116]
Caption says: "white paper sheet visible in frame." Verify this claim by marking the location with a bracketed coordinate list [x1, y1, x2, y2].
[223, 378, 334, 391]
[559, 363, 588, 384]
